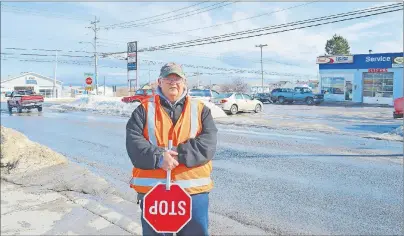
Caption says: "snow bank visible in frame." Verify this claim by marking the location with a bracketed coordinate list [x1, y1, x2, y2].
[198, 100, 228, 118]
[1, 126, 67, 174]
[1, 125, 116, 196]
[50, 95, 228, 119]
[49, 96, 140, 117]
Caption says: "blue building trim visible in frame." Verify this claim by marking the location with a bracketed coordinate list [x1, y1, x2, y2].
[318, 52, 403, 105]
[319, 52, 403, 70]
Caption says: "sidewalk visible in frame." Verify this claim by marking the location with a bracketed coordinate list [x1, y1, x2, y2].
[1, 180, 141, 235]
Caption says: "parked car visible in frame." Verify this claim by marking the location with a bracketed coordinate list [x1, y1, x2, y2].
[213, 92, 263, 115]
[188, 89, 220, 103]
[393, 97, 404, 119]
[121, 89, 154, 103]
[271, 87, 324, 105]
[253, 93, 272, 103]
[6, 90, 44, 113]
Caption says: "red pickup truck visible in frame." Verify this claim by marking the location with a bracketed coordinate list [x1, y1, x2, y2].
[393, 97, 404, 119]
[6, 90, 44, 113]
[122, 89, 155, 103]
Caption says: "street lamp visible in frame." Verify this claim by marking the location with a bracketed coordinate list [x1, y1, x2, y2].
[255, 44, 268, 93]
[79, 41, 98, 95]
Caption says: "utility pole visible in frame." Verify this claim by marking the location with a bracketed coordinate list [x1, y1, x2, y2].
[103, 76, 106, 95]
[196, 68, 200, 88]
[53, 51, 58, 98]
[148, 62, 151, 85]
[255, 44, 267, 93]
[88, 16, 100, 95]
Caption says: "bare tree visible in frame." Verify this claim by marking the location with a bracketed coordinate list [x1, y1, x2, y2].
[217, 78, 249, 93]
[232, 78, 249, 93]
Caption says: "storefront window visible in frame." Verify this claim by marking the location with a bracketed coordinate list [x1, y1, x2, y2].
[363, 72, 393, 98]
[321, 77, 344, 94]
[39, 89, 53, 98]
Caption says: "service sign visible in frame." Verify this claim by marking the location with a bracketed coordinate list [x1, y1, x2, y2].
[392, 56, 403, 68]
[316, 56, 354, 64]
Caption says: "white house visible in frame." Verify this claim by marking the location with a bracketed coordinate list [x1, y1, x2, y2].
[1, 72, 63, 98]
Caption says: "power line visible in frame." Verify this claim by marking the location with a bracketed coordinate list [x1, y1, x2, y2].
[146, 1, 319, 38]
[0, 3, 91, 22]
[101, 1, 208, 28]
[104, 1, 236, 30]
[1, 52, 93, 58]
[3, 47, 95, 54]
[161, 7, 402, 51]
[2, 54, 314, 78]
[141, 3, 402, 51]
[103, 3, 402, 56]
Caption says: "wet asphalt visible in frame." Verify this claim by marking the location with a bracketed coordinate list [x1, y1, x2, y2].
[1, 102, 403, 235]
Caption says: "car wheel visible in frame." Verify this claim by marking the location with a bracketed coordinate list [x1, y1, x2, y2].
[254, 104, 262, 113]
[38, 106, 43, 112]
[16, 103, 23, 113]
[7, 102, 12, 113]
[306, 97, 314, 105]
[230, 104, 238, 115]
[278, 96, 285, 104]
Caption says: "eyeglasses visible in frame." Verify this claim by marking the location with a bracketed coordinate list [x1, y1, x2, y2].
[161, 77, 184, 84]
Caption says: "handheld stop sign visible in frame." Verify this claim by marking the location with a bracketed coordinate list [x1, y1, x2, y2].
[142, 140, 192, 233]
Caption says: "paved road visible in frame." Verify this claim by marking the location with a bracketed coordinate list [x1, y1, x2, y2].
[1, 104, 402, 235]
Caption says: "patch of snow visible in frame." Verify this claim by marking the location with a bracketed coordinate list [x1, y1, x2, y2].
[49, 96, 139, 117]
[391, 125, 403, 137]
[50, 95, 228, 119]
[198, 100, 228, 118]
[364, 125, 403, 142]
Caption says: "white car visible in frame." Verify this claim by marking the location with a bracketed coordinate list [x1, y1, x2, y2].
[213, 92, 263, 115]
[188, 89, 220, 103]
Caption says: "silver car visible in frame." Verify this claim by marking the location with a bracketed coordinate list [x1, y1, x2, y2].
[188, 89, 220, 103]
[213, 92, 263, 115]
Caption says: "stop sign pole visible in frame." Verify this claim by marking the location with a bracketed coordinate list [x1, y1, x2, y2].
[166, 140, 173, 190]
[142, 140, 192, 233]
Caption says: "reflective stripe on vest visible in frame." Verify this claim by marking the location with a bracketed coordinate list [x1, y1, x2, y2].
[147, 98, 200, 145]
[190, 99, 199, 138]
[147, 100, 158, 145]
[130, 177, 211, 189]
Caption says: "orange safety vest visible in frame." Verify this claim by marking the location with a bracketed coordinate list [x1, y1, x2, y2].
[129, 95, 213, 195]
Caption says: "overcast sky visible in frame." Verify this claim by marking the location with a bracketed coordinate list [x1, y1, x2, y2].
[1, 1, 403, 86]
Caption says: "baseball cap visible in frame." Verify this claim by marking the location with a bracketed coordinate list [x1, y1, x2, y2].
[159, 62, 186, 79]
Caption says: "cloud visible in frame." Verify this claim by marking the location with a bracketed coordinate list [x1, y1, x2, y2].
[2, 1, 403, 85]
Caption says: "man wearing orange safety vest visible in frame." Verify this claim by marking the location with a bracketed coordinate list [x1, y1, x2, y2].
[126, 62, 218, 236]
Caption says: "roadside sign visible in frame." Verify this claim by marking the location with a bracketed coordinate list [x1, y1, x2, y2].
[86, 77, 93, 85]
[143, 183, 192, 233]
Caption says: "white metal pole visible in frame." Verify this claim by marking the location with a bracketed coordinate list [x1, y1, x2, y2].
[103, 76, 106, 96]
[166, 140, 173, 190]
[94, 16, 99, 95]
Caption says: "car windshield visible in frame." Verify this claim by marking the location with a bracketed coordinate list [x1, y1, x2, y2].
[17, 90, 34, 95]
[189, 90, 211, 97]
[216, 93, 233, 98]
[135, 90, 145, 95]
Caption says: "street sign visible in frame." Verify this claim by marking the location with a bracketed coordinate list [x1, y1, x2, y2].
[86, 77, 93, 85]
[143, 183, 192, 233]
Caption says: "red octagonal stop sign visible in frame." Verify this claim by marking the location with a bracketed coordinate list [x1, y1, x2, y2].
[143, 183, 192, 233]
